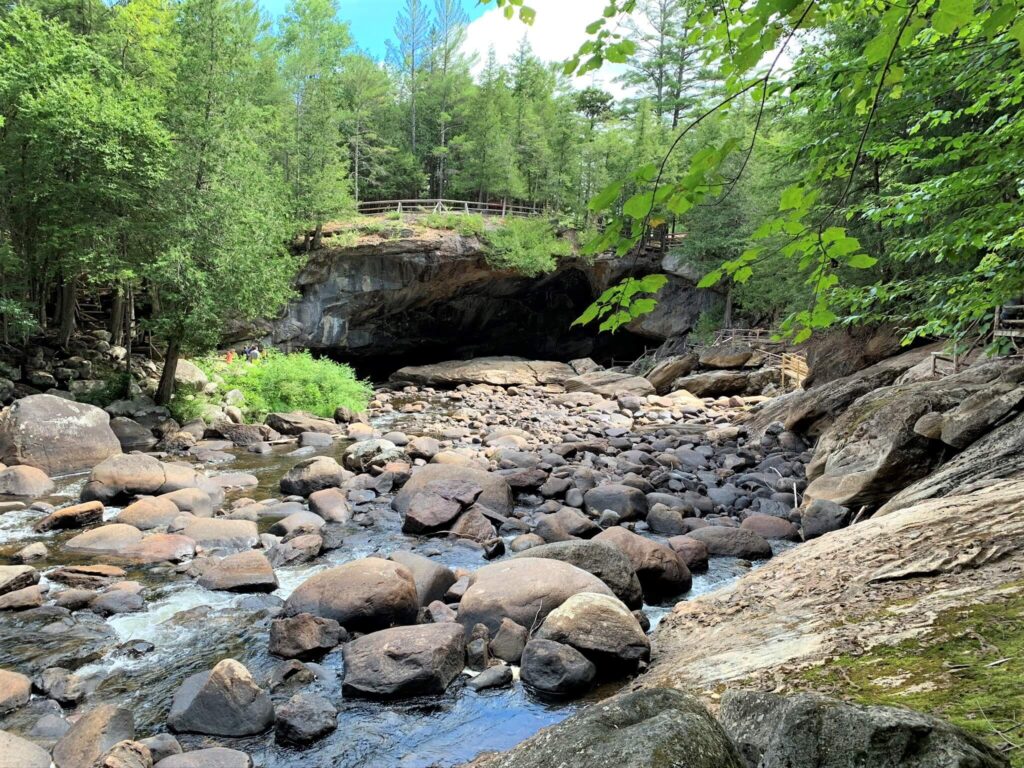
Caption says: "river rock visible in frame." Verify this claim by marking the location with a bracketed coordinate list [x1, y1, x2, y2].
[645, 355, 697, 394]
[564, 371, 655, 397]
[490, 618, 529, 663]
[0, 465, 54, 497]
[0, 584, 46, 610]
[450, 505, 497, 542]
[513, 540, 643, 608]
[36, 500, 104, 532]
[388, 551, 457, 606]
[0, 669, 31, 713]
[343, 439, 405, 472]
[168, 659, 273, 736]
[667, 536, 709, 572]
[391, 357, 574, 387]
[536, 592, 650, 673]
[121, 534, 196, 564]
[196, 551, 277, 592]
[175, 518, 258, 551]
[0, 729, 52, 768]
[308, 487, 352, 522]
[283, 557, 418, 632]
[673, 370, 752, 397]
[265, 411, 342, 436]
[342, 622, 466, 698]
[109, 417, 158, 451]
[82, 454, 217, 506]
[154, 748, 252, 768]
[393, 463, 513, 517]
[53, 704, 135, 768]
[402, 491, 464, 534]
[0, 565, 39, 596]
[519, 638, 595, 697]
[458, 558, 614, 636]
[274, 693, 337, 745]
[468, 663, 513, 691]
[0, 394, 121, 476]
[473, 688, 743, 768]
[160, 488, 213, 517]
[801, 499, 852, 539]
[741, 513, 800, 541]
[685, 526, 773, 559]
[96, 740, 152, 768]
[269, 613, 346, 659]
[268, 510, 324, 537]
[279, 456, 352, 496]
[118, 497, 181, 530]
[583, 484, 648, 521]
[65, 523, 144, 554]
[719, 689, 1009, 768]
[593, 527, 691, 598]
[36, 667, 86, 705]
[139, 734, 181, 764]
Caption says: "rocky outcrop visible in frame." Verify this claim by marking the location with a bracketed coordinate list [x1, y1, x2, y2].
[391, 357, 575, 387]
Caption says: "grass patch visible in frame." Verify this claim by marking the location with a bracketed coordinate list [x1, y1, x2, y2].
[802, 587, 1024, 765]
[420, 211, 486, 237]
[483, 218, 571, 277]
[187, 350, 371, 422]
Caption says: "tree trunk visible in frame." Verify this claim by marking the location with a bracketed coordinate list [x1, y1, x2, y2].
[57, 277, 77, 349]
[723, 284, 734, 329]
[313, 223, 323, 250]
[110, 287, 125, 346]
[155, 336, 181, 406]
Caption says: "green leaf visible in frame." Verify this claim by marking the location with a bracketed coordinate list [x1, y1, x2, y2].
[636, 273, 668, 292]
[623, 191, 654, 219]
[734, 266, 754, 283]
[572, 302, 601, 326]
[586, 19, 605, 34]
[933, 0, 973, 34]
[847, 253, 878, 268]
[588, 180, 622, 211]
[780, 184, 804, 210]
[697, 270, 723, 288]
[629, 298, 657, 317]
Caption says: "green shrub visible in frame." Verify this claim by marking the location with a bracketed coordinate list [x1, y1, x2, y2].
[75, 372, 130, 407]
[484, 218, 571, 277]
[421, 211, 486, 237]
[168, 392, 211, 425]
[199, 350, 371, 420]
[690, 307, 725, 345]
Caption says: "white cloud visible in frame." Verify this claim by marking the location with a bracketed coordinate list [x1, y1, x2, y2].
[462, 0, 631, 98]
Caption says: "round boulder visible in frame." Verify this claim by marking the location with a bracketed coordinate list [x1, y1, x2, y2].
[0, 465, 54, 497]
[583, 484, 648, 521]
[536, 592, 650, 673]
[513, 540, 643, 609]
[520, 638, 595, 698]
[685, 526, 773, 560]
[393, 464, 513, 517]
[279, 456, 352, 496]
[341, 622, 465, 699]
[593, 526, 691, 599]
[741, 513, 800, 541]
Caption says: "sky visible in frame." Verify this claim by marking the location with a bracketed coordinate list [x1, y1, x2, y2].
[257, 0, 628, 96]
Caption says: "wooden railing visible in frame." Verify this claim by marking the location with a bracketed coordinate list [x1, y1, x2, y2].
[356, 199, 543, 217]
[712, 328, 776, 346]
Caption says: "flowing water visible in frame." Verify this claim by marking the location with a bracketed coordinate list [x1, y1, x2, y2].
[0, 409, 791, 767]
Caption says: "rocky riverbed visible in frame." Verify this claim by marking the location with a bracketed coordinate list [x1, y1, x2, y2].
[1, 347, 1020, 768]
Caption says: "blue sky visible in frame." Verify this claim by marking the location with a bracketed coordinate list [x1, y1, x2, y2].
[258, 0, 489, 59]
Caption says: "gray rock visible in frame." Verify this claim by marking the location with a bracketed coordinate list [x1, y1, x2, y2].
[388, 551, 457, 606]
[269, 613, 346, 659]
[167, 659, 273, 736]
[801, 499, 852, 539]
[513, 540, 644, 609]
[53, 704, 135, 768]
[154, 748, 252, 768]
[393, 464, 513, 517]
[468, 664, 513, 691]
[279, 456, 352, 496]
[593, 526, 691, 599]
[535, 592, 650, 673]
[0, 729, 52, 768]
[564, 371, 655, 397]
[489, 617, 529, 664]
[274, 693, 336, 745]
[342, 623, 465, 698]
[139, 734, 182, 764]
[685, 526, 774, 559]
[583, 484, 648, 521]
[519, 639, 595, 698]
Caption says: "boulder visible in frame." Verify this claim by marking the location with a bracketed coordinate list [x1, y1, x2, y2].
[490, 618, 529, 664]
[343, 439, 405, 473]
[283, 557, 418, 632]
[685, 526, 773, 559]
[0, 584, 46, 610]
[0, 395, 121, 476]
[96, 740, 152, 768]
[390, 357, 575, 387]
[121, 534, 196, 564]
[173, 360, 208, 391]
[564, 371, 655, 397]
[35, 500, 104, 531]
[719, 690, 1009, 768]
[645, 355, 697, 394]
[0, 730, 51, 768]
[265, 412, 342, 436]
[65, 524, 144, 555]
[0, 465, 54, 497]
[53, 704, 135, 768]
[388, 551, 457, 606]
[801, 498, 852, 539]
[0, 668, 31, 713]
[0, 565, 39, 596]
[402, 492, 464, 534]
[583, 484, 648, 521]
[175, 518, 257, 552]
[458, 558, 615, 637]
[393, 463, 513, 517]
[940, 383, 1024, 449]
[450, 505, 497, 542]
[167, 659, 273, 736]
[138, 735, 181, 764]
[471, 688, 743, 768]
[308, 487, 352, 522]
[741, 513, 800, 541]
[154, 748, 252, 768]
[536, 592, 650, 672]
[519, 639, 595, 697]
[513, 540, 644, 609]
[672, 370, 753, 397]
[274, 693, 337, 745]
[698, 345, 754, 369]
[118, 497, 181, 530]
[109, 417, 158, 452]
[279, 456, 352, 496]
[667, 536, 709, 572]
[81, 454, 218, 506]
[468, 663, 514, 691]
[269, 613, 346, 659]
[593, 527, 691, 598]
[196, 551, 277, 593]
[342, 623, 465, 698]
[268, 511, 324, 537]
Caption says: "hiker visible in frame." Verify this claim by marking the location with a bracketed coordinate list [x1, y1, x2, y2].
[226, 349, 235, 364]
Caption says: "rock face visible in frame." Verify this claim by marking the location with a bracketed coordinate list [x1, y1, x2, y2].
[476, 688, 742, 768]
[53, 704, 135, 768]
[719, 690, 1009, 768]
[393, 463, 513, 517]
[342, 623, 466, 698]
[458, 558, 615, 636]
[283, 557, 418, 632]
[391, 357, 575, 387]
[168, 659, 274, 736]
[0, 394, 121, 475]
[513, 540, 644, 609]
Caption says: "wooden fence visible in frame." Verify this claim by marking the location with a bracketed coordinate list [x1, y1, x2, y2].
[356, 199, 542, 217]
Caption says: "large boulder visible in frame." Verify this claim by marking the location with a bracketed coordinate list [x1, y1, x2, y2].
[593, 526, 691, 599]
[274, 693, 337, 745]
[36, 500, 104, 532]
[118, 497, 181, 530]
[583, 484, 648, 521]
[174, 360, 209, 392]
[672, 370, 752, 397]
[685, 526, 773, 560]
[0, 465, 54, 497]
[341, 623, 465, 698]
[167, 659, 273, 737]
[265, 412, 341, 436]
[65, 524, 144, 555]
[195, 551, 277, 593]
[698, 345, 755, 369]
[393, 463, 513, 517]
[81, 454, 220, 506]
[939, 382, 1024, 449]
[458, 558, 615, 637]
[391, 357, 574, 387]
[279, 456, 352, 496]
[174, 518, 257, 552]
[0, 395, 121, 476]
[472, 688, 743, 768]
[535, 592, 649, 673]
[53, 704, 135, 768]
[564, 371, 655, 397]
[387, 551, 457, 606]
[343, 439, 405, 473]
[0, 729, 51, 768]
[645, 355, 697, 394]
[513, 540, 644, 609]
[719, 690, 1009, 768]
[283, 557, 418, 632]
[109, 417, 158, 452]
[269, 613, 345, 660]
[519, 639, 595, 697]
